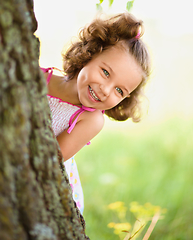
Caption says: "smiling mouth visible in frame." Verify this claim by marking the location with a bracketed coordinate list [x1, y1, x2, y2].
[89, 86, 101, 101]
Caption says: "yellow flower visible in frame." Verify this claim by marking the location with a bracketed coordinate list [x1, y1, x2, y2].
[113, 222, 131, 235]
[108, 201, 124, 210]
[107, 222, 116, 228]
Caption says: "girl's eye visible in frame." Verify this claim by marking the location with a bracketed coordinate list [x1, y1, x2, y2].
[103, 69, 109, 77]
[116, 87, 123, 96]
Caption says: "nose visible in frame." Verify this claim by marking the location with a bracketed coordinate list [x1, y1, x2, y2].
[99, 84, 111, 97]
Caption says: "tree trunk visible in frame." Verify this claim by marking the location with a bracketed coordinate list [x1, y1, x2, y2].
[0, 0, 90, 239]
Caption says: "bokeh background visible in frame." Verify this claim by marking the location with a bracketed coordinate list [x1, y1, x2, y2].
[34, 0, 193, 239]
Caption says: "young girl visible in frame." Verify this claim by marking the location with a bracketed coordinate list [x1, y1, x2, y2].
[41, 12, 151, 214]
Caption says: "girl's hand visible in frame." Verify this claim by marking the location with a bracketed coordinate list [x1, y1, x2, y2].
[56, 109, 104, 161]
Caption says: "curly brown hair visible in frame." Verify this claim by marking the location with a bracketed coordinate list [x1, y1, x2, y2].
[62, 12, 151, 122]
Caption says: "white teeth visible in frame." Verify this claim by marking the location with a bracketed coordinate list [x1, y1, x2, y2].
[89, 86, 100, 101]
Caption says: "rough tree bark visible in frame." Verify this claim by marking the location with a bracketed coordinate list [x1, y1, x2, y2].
[0, 0, 90, 239]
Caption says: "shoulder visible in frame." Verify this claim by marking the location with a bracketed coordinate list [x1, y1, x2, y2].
[79, 109, 105, 133]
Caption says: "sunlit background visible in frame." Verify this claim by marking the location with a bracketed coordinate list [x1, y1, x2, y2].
[34, 0, 193, 124]
[34, 1, 193, 239]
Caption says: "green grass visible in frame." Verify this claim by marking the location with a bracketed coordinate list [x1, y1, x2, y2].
[76, 116, 193, 240]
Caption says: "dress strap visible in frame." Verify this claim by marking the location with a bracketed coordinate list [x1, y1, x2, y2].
[67, 109, 84, 134]
[41, 67, 64, 84]
[40, 67, 53, 84]
[68, 106, 96, 134]
[67, 106, 96, 145]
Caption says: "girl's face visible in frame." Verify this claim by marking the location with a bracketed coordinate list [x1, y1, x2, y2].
[76, 46, 143, 110]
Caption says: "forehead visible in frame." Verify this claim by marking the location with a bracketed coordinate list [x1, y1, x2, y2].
[96, 46, 142, 73]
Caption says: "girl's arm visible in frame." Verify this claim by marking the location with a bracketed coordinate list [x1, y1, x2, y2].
[56, 110, 104, 161]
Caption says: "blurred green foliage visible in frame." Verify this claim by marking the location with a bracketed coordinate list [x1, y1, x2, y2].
[96, 0, 135, 11]
[76, 116, 193, 240]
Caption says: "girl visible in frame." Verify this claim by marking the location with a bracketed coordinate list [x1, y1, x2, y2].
[41, 12, 151, 214]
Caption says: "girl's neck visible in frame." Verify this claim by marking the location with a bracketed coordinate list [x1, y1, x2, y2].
[48, 74, 81, 106]
[61, 78, 81, 106]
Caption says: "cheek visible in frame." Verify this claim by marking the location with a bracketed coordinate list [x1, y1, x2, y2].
[79, 71, 92, 89]
[77, 70, 86, 89]
[105, 96, 122, 109]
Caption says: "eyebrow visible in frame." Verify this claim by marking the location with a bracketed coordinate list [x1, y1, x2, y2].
[123, 87, 130, 95]
[102, 62, 114, 74]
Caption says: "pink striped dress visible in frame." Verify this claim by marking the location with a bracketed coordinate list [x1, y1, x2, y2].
[41, 67, 95, 214]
